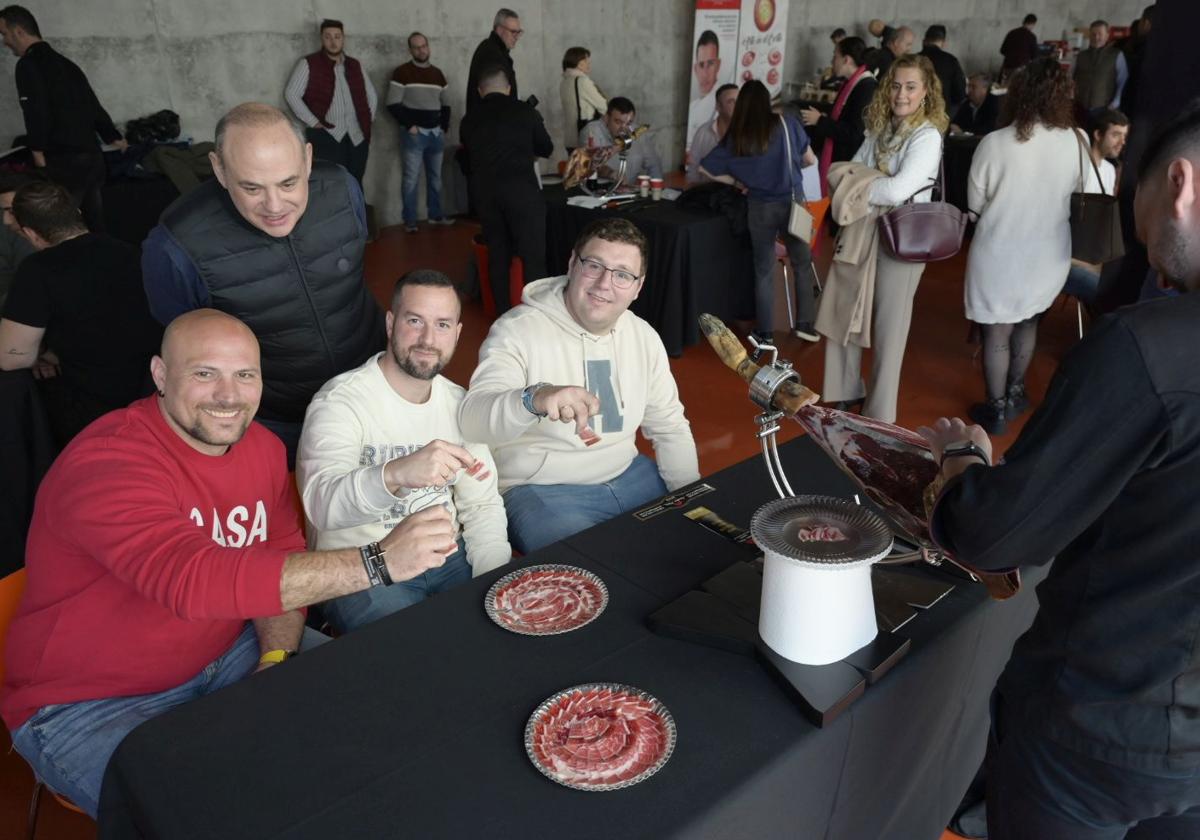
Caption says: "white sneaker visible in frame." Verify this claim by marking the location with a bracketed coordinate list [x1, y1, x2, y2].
[428, 217, 456, 226]
[793, 322, 819, 342]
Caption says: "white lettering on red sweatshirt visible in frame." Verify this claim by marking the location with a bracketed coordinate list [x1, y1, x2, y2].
[2, 397, 301, 730]
[458, 275, 700, 491]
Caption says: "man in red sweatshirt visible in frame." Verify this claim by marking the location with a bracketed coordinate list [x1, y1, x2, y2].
[1, 309, 457, 816]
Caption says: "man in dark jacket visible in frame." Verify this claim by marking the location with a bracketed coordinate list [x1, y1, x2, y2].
[1000, 14, 1039, 80]
[950, 73, 1000, 135]
[922, 104, 1200, 839]
[459, 67, 552, 315]
[466, 8, 521, 114]
[919, 25, 967, 113]
[0, 4, 127, 232]
[140, 102, 385, 466]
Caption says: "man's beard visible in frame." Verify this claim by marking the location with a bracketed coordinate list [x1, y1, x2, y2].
[394, 344, 446, 380]
[173, 404, 253, 448]
[1157, 219, 1200, 292]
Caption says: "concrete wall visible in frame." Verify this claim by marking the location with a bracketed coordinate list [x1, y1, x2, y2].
[0, 0, 1142, 227]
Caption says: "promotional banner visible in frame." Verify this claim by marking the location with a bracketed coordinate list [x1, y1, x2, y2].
[685, 0, 740, 155]
[684, 0, 790, 163]
[737, 0, 789, 98]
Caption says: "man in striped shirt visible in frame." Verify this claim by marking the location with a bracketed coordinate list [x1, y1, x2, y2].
[387, 32, 453, 233]
[284, 18, 378, 185]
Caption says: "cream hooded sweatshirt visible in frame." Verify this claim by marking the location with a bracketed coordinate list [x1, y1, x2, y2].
[459, 275, 700, 492]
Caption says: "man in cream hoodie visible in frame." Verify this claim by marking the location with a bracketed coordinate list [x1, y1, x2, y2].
[298, 269, 511, 632]
[459, 218, 700, 553]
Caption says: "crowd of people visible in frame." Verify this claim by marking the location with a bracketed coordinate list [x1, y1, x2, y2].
[3, 2, 1200, 837]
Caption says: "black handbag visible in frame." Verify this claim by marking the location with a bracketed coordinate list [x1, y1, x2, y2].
[1069, 129, 1124, 264]
[877, 152, 967, 263]
[575, 77, 590, 131]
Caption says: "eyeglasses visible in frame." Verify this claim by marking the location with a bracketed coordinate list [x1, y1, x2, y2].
[577, 256, 641, 289]
[502, 25, 524, 37]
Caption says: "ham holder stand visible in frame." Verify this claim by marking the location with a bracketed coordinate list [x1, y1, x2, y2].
[647, 317, 954, 727]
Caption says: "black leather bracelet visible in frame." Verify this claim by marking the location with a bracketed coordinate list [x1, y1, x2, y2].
[359, 542, 392, 587]
[939, 441, 990, 468]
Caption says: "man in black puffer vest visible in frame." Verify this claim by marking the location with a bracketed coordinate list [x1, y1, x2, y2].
[141, 102, 385, 468]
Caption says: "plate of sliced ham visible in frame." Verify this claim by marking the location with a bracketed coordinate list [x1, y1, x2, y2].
[485, 565, 609, 635]
[525, 683, 676, 791]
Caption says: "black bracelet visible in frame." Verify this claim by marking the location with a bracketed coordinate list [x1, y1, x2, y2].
[359, 542, 392, 587]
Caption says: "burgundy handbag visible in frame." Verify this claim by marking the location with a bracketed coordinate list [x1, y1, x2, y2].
[877, 153, 967, 263]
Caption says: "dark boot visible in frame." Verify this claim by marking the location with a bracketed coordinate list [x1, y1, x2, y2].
[1006, 379, 1030, 417]
[968, 397, 1008, 435]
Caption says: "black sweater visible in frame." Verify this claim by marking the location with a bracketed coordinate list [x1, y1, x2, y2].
[15, 41, 121, 154]
[459, 93, 553, 195]
[932, 293, 1200, 772]
[807, 75, 877, 165]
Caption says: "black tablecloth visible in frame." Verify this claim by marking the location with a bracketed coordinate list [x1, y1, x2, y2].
[0, 370, 56, 576]
[99, 436, 1042, 839]
[945, 135, 982, 214]
[545, 186, 753, 356]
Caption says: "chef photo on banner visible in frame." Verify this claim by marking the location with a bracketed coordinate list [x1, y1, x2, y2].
[686, 0, 740, 154]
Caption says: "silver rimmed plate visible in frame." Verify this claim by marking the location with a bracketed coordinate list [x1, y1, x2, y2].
[751, 495, 894, 569]
[525, 683, 677, 791]
[485, 564, 609, 636]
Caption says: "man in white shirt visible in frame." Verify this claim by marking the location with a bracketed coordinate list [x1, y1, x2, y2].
[687, 83, 738, 184]
[459, 218, 700, 554]
[298, 269, 511, 633]
[284, 18, 378, 185]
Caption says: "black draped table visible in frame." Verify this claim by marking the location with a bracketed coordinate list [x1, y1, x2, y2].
[544, 186, 754, 356]
[944, 134, 982, 215]
[99, 436, 1042, 840]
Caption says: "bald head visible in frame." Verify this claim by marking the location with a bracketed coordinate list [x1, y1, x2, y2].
[152, 310, 263, 456]
[887, 26, 915, 56]
[210, 103, 313, 237]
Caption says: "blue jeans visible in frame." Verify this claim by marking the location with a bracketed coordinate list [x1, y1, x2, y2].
[10, 622, 328, 817]
[401, 129, 445, 226]
[1064, 263, 1101, 305]
[321, 540, 471, 634]
[503, 454, 668, 554]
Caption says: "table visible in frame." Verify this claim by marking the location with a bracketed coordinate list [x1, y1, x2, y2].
[945, 134, 982, 214]
[99, 436, 1042, 839]
[544, 186, 754, 356]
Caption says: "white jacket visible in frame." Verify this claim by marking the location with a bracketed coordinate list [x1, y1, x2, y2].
[459, 275, 700, 492]
[559, 69, 607, 150]
[296, 355, 511, 577]
[851, 122, 942, 206]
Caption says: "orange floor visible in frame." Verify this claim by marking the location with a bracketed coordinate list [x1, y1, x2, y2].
[1, 216, 1080, 839]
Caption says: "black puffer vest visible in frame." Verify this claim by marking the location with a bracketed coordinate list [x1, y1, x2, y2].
[162, 161, 385, 422]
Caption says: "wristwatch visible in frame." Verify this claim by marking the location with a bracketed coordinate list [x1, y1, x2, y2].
[940, 440, 990, 468]
[522, 382, 551, 418]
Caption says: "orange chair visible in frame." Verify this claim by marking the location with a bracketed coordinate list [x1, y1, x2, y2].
[775, 197, 833, 330]
[472, 234, 525, 318]
[0, 569, 91, 838]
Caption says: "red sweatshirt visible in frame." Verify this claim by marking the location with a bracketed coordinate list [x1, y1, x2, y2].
[2, 397, 303, 730]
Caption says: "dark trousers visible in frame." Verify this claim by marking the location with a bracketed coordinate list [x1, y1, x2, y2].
[747, 199, 815, 333]
[306, 129, 369, 185]
[477, 187, 546, 315]
[986, 692, 1200, 839]
[43, 150, 106, 233]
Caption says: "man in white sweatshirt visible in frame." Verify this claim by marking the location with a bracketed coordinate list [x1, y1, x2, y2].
[297, 269, 511, 632]
[459, 218, 700, 553]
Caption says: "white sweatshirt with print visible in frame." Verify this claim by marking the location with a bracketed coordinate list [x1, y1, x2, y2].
[458, 275, 700, 492]
[297, 354, 511, 576]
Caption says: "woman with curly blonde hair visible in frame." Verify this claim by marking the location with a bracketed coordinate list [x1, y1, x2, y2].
[963, 57, 1092, 433]
[819, 54, 946, 423]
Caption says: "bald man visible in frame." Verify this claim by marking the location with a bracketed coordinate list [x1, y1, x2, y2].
[1, 309, 457, 817]
[141, 102, 385, 467]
